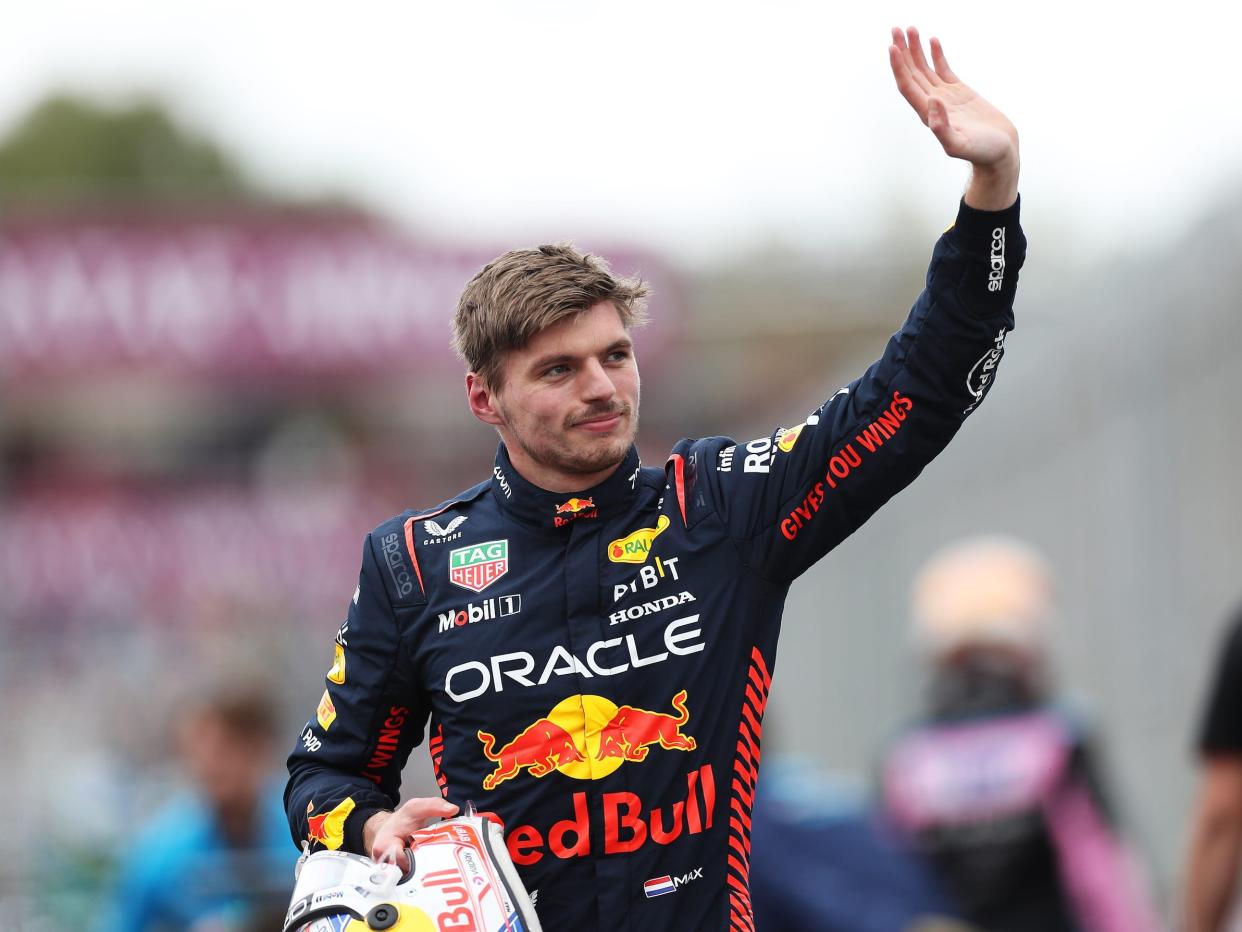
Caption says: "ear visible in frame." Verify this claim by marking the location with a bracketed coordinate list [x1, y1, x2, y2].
[466, 372, 505, 427]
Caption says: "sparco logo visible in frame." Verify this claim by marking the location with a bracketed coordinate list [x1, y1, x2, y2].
[987, 226, 1006, 292]
[381, 532, 414, 597]
[438, 595, 522, 633]
[964, 327, 1007, 413]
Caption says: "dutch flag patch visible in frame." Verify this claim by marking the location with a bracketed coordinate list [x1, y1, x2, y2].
[643, 875, 676, 898]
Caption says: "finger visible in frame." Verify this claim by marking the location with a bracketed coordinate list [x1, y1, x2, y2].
[889, 44, 930, 121]
[929, 37, 960, 83]
[396, 797, 460, 827]
[905, 27, 941, 86]
[892, 30, 934, 95]
[374, 838, 411, 873]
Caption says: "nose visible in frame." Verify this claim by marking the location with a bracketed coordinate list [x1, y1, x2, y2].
[578, 357, 617, 403]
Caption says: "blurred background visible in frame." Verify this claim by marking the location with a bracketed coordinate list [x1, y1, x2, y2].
[2, 2, 1240, 929]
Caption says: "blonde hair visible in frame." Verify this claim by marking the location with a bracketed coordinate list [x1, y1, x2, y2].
[911, 535, 1055, 657]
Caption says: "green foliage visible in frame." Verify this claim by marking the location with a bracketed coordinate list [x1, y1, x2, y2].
[0, 93, 253, 204]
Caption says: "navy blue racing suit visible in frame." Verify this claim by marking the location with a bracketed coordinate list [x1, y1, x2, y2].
[285, 198, 1026, 932]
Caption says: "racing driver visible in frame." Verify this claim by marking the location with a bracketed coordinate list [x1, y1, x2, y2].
[286, 27, 1027, 932]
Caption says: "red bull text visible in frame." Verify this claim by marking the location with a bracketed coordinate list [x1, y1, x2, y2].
[505, 764, 716, 866]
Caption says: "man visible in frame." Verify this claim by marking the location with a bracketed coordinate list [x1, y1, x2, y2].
[286, 27, 1026, 931]
[1183, 605, 1242, 932]
[100, 685, 296, 931]
[879, 537, 1159, 932]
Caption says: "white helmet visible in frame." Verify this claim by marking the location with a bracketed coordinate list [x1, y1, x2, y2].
[283, 814, 541, 932]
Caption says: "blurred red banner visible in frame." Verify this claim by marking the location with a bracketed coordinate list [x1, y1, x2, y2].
[0, 212, 675, 380]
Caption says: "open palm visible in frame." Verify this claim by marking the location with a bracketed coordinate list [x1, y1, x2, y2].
[889, 27, 1018, 169]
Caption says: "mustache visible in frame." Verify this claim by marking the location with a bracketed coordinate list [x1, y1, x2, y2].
[567, 402, 632, 428]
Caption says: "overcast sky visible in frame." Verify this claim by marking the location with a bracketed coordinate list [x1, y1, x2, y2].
[3, 1, 1240, 265]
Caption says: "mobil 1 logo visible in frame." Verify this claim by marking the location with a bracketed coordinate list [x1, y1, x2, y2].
[438, 594, 522, 634]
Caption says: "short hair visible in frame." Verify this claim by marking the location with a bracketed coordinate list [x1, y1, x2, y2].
[188, 682, 279, 745]
[452, 243, 650, 390]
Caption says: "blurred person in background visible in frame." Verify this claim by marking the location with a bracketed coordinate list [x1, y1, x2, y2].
[97, 683, 297, 931]
[751, 754, 975, 932]
[879, 537, 1160, 932]
[286, 27, 1027, 931]
[1182, 605, 1242, 932]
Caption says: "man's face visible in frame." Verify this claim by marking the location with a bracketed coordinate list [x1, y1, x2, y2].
[480, 301, 640, 488]
[180, 714, 269, 817]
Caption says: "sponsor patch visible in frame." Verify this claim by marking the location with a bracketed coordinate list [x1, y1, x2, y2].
[445, 615, 703, 702]
[316, 689, 337, 730]
[380, 532, 415, 598]
[504, 765, 715, 866]
[449, 539, 509, 593]
[608, 515, 671, 564]
[493, 466, 513, 498]
[776, 423, 804, 453]
[644, 876, 676, 898]
[438, 594, 522, 633]
[306, 797, 355, 850]
[476, 689, 696, 790]
[613, 556, 683, 603]
[301, 726, 321, 753]
[423, 515, 467, 545]
[553, 496, 597, 527]
[644, 867, 705, 897]
[964, 327, 1007, 413]
[609, 590, 696, 626]
[326, 643, 346, 685]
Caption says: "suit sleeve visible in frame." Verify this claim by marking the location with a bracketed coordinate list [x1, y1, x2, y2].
[284, 529, 431, 855]
[672, 197, 1025, 583]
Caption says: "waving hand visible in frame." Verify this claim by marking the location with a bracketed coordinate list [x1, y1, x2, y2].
[889, 27, 1019, 210]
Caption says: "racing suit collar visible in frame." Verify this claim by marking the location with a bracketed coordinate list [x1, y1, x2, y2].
[490, 443, 642, 528]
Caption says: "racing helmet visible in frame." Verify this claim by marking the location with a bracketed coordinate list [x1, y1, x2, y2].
[283, 815, 541, 932]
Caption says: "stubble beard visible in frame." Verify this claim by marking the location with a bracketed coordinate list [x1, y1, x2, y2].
[503, 401, 638, 483]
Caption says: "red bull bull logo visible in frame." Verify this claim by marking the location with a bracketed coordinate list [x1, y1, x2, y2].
[555, 496, 594, 515]
[553, 496, 597, 527]
[478, 718, 586, 790]
[476, 691, 697, 790]
[597, 689, 697, 761]
[306, 797, 355, 850]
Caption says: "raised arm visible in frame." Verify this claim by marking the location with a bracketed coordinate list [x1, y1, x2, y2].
[670, 28, 1026, 583]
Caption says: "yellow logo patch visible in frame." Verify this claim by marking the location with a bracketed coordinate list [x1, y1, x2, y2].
[306, 797, 355, 850]
[316, 689, 337, 730]
[777, 424, 805, 453]
[608, 515, 671, 564]
[327, 643, 346, 685]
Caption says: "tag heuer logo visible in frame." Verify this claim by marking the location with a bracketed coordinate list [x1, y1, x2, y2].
[449, 539, 509, 593]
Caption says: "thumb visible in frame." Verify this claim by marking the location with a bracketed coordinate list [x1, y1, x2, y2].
[927, 96, 949, 136]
